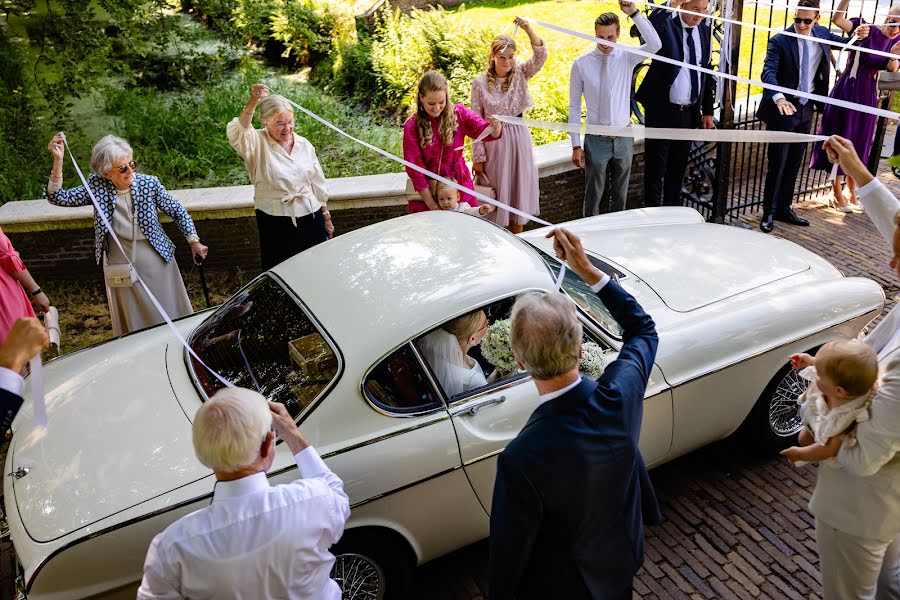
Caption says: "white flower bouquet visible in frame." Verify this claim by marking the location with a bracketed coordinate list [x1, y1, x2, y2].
[480, 318, 518, 372]
[479, 319, 614, 379]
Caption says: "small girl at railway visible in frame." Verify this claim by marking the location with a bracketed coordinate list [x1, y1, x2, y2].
[780, 339, 878, 466]
[432, 179, 496, 218]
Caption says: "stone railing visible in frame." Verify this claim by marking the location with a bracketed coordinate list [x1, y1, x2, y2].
[1, 140, 646, 281]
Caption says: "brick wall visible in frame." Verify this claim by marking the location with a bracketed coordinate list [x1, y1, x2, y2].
[6, 150, 645, 282]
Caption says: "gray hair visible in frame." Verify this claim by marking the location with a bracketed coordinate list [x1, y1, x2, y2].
[510, 291, 582, 380]
[259, 95, 294, 123]
[192, 387, 273, 473]
[90, 134, 133, 176]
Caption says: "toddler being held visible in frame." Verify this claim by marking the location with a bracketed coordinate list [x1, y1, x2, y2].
[432, 180, 495, 218]
[781, 339, 877, 466]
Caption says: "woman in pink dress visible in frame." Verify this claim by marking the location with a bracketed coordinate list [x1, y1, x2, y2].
[403, 70, 502, 213]
[0, 227, 49, 344]
[471, 18, 547, 234]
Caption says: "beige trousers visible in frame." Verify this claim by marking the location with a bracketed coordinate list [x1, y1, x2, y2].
[817, 520, 900, 600]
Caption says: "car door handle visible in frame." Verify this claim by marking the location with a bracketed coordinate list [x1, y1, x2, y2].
[460, 396, 506, 416]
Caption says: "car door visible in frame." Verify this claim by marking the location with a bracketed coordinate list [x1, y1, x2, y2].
[450, 323, 674, 514]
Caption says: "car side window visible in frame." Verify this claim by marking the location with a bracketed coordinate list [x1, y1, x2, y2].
[364, 344, 443, 415]
[415, 297, 527, 403]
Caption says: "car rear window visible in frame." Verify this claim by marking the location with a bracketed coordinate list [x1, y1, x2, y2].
[187, 275, 340, 419]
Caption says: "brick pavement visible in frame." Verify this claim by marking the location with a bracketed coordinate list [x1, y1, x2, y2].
[412, 164, 900, 599]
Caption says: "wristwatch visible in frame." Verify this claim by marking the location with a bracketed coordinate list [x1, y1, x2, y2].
[629, 9, 640, 18]
[30, 288, 42, 297]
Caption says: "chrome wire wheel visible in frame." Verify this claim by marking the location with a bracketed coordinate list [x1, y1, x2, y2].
[768, 367, 808, 437]
[332, 552, 385, 600]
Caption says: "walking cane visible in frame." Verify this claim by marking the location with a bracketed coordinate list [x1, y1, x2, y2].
[194, 255, 212, 309]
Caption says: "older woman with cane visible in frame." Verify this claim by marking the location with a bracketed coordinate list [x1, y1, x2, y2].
[228, 84, 334, 271]
[46, 133, 207, 337]
[806, 134, 900, 599]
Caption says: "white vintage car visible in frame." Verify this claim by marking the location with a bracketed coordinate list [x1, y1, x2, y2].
[4, 208, 884, 599]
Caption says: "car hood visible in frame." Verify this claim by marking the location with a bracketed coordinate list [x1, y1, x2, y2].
[526, 221, 818, 312]
[9, 331, 207, 543]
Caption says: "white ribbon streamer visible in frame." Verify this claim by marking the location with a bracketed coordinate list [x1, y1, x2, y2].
[59, 133, 235, 390]
[527, 17, 900, 119]
[29, 355, 47, 427]
[747, 0, 894, 19]
[497, 115, 829, 142]
[630, 0, 900, 62]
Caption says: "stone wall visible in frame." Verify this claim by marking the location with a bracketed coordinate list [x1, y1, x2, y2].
[1, 140, 646, 282]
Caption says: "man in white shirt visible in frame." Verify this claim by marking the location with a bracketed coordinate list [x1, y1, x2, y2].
[569, 0, 662, 216]
[0, 318, 48, 432]
[138, 387, 350, 600]
[635, 0, 716, 208]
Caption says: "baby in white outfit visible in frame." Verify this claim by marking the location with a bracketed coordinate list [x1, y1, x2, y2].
[781, 339, 877, 466]
[433, 179, 495, 217]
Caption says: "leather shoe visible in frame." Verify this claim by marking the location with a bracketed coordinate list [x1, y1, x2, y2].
[760, 213, 774, 233]
[774, 209, 809, 226]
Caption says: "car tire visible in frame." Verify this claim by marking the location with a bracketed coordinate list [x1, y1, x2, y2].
[742, 354, 814, 454]
[330, 531, 413, 600]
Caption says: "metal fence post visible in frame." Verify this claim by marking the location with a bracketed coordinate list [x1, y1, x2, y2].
[868, 91, 894, 175]
[711, 0, 744, 223]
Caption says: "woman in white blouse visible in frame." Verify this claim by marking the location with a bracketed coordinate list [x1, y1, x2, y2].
[227, 84, 334, 270]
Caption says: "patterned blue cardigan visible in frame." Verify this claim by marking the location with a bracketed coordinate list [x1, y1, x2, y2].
[45, 173, 198, 264]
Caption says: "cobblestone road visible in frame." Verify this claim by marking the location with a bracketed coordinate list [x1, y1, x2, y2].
[412, 164, 900, 600]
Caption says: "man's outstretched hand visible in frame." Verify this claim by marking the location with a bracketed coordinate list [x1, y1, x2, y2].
[545, 228, 603, 286]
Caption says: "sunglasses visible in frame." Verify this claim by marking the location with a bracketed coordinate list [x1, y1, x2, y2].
[887, 20, 900, 27]
[114, 160, 137, 174]
[794, 17, 815, 24]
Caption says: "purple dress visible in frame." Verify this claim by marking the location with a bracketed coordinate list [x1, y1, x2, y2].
[811, 19, 897, 172]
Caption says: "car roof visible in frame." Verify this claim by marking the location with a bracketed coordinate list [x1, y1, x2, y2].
[270, 212, 555, 366]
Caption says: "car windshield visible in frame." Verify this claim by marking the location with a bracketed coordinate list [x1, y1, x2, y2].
[187, 275, 339, 419]
[534, 249, 623, 339]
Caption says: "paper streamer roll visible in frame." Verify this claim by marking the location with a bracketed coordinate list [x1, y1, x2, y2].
[29, 356, 47, 428]
[526, 17, 900, 119]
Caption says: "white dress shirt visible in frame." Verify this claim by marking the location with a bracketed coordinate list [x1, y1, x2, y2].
[138, 446, 350, 600]
[772, 36, 823, 104]
[226, 118, 329, 222]
[536, 272, 612, 406]
[569, 13, 662, 147]
[0, 367, 24, 397]
[669, 14, 704, 105]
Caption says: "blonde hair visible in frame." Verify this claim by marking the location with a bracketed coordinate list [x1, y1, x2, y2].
[90, 135, 133, 176]
[817, 340, 878, 397]
[432, 178, 459, 199]
[259, 94, 294, 123]
[444, 310, 486, 346]
[486, 35, 517, 94]
[414, 71, 457, 149]
[193, 387, 272, 473]
[510, 291, 582, 380]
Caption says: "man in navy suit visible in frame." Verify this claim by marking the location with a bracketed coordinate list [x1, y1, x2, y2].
[488, 228, 661, 600]
[757, 0, 857, 233]
[636, 0, 716, 207]
[0, 318, 48, 433]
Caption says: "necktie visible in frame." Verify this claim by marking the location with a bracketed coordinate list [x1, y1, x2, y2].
[687, 28, 700, 104]
[600, 55, 610, 125]
[799, 40, 810, 106]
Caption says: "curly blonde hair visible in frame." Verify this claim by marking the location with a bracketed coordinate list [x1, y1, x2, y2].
[414, 71, 457, 149]
[486, 35, 517, 94]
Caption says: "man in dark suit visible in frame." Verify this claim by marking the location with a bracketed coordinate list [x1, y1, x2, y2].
[0, 318, 48, 432]
[489, 228, 661, 600]
[756, 0, 856, 233]
[636, 0, 716, 207]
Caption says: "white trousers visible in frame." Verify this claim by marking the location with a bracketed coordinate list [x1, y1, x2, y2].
[817, 520, 900, 600]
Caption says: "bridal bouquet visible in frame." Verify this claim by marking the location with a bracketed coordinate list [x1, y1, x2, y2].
[480, 319, 614, 379]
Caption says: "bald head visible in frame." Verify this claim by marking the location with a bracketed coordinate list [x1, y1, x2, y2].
[510, 291, 582, 380]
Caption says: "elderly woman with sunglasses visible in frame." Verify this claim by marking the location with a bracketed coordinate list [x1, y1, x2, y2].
[46, 133, 207, 336]
[809, 0, 900, 211]
[227, 84, 333, 271]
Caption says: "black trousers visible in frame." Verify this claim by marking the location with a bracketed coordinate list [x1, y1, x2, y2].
[762, 102, 814, 216]
[255, 209, 328, 271]
[643, 105, 701, 207]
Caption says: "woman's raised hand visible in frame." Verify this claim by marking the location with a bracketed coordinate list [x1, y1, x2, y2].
[47, 133, 64, 160]
[249, 83, 269, 101]
[857, 23, 871, 39]
[513, 16, 530, 31]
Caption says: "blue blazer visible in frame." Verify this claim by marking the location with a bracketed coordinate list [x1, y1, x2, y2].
[45, 173, 197, 264]
[0, 387, 23, 434]
[635, 6, 715, 116]
[489, 280, 662, 600]
[756, 24, 849, 126]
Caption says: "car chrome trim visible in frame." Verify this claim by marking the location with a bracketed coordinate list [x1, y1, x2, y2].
[463, 449, 504, 466]
[182, 272, 345, 427]
[348, 466, 461, 510]
[448, 374, 531, 407]
[452, 396, 507, 417]
[662, 310, 880, 388]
